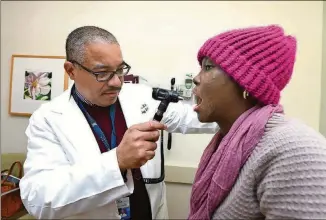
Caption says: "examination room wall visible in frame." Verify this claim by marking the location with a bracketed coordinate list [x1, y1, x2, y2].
[320, 2, 326, 136]
[1, 1, 324, 219]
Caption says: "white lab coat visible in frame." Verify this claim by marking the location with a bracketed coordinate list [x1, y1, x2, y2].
[20, 83, 218, 219]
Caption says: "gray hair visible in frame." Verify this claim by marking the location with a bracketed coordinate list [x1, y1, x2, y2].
[65, 26, 119, 63]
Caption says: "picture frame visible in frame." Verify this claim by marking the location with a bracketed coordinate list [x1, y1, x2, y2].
[8, 54, 69, 116]
[65, 77, 74, 90]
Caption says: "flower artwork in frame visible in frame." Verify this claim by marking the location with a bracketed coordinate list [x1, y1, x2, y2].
[9, 55, 68, 116]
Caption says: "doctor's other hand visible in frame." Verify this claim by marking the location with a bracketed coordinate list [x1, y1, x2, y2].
[116, 121, 167, 170]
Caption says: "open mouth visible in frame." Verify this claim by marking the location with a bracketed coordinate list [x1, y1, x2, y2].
[193, 95, 203, 111]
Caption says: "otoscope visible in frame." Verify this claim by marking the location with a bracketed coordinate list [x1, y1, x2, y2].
[152, 87, 183, 121]
[142, 87, 183, 184]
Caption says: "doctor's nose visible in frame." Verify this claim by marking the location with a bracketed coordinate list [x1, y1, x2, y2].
[107, 74, 123, 87]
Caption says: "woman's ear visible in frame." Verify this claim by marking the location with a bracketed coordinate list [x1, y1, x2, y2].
[242, 89, 259, 106]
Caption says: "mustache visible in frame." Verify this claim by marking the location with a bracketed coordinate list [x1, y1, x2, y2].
[102, 87, 121, 93]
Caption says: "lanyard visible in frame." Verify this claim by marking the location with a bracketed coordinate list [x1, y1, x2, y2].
[72, 88, 117, 150]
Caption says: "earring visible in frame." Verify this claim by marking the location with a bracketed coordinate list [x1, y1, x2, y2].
[243, 90, 249, 99]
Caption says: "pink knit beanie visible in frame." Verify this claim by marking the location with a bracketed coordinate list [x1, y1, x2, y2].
[197, 25, 297, 105]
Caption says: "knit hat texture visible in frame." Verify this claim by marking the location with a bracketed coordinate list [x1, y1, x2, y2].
[197, 24, 297, 105]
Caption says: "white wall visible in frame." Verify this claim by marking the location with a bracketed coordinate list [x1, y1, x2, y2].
[1, 1, 324, 219]
[320, 2, 326, 136]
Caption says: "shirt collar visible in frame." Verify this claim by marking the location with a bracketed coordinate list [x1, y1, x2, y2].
[74, 86, 95, 106]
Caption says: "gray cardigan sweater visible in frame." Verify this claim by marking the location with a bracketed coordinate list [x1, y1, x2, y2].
[212, 113, 326, 219]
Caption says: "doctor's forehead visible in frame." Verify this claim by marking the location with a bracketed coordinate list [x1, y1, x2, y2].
[84, 42, 123, 69]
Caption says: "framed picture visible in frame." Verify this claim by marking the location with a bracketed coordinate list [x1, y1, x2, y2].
[65, 77, 74, 90]
[9, 54, 69, 116]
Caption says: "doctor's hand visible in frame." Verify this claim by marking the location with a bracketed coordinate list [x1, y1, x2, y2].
[116, 121, 167, 170]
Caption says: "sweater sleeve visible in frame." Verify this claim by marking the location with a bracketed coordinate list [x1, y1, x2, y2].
[257, 127, 326, 219]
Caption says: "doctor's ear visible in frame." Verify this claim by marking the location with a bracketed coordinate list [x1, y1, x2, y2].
[64, 61, 76, 80]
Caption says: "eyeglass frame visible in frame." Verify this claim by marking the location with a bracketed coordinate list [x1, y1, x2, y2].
[68, 60, 131, 82]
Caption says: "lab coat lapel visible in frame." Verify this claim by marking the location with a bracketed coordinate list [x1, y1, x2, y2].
[118, 83, 158, 127]
[52, 88, 101, 159]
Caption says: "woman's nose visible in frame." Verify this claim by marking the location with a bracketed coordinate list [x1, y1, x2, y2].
[193, 74, 200, 86]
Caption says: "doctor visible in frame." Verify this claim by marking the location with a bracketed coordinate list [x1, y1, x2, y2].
[20, 25, 218, 220]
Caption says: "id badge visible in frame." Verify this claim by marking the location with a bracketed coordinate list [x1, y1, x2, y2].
[116, 197, 131, 220]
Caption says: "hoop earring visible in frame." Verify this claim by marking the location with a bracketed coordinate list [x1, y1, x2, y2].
[243, 91, 249, 99]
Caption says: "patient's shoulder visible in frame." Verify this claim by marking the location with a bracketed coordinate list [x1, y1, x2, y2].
[262, 113, 326, 149]
[250, 113, 326, 172]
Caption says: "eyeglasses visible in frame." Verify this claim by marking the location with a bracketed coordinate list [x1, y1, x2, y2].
[69, 60, 131, 82]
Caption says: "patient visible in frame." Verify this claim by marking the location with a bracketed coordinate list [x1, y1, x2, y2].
[189, 24, 326, 219]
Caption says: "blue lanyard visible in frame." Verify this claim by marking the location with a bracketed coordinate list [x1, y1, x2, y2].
[72, 89, 117, 150]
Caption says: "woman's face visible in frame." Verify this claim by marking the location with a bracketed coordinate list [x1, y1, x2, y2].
[192, 57, 242, 123]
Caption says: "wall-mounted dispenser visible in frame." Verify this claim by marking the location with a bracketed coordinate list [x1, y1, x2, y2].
[176, 73, 194, 101]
